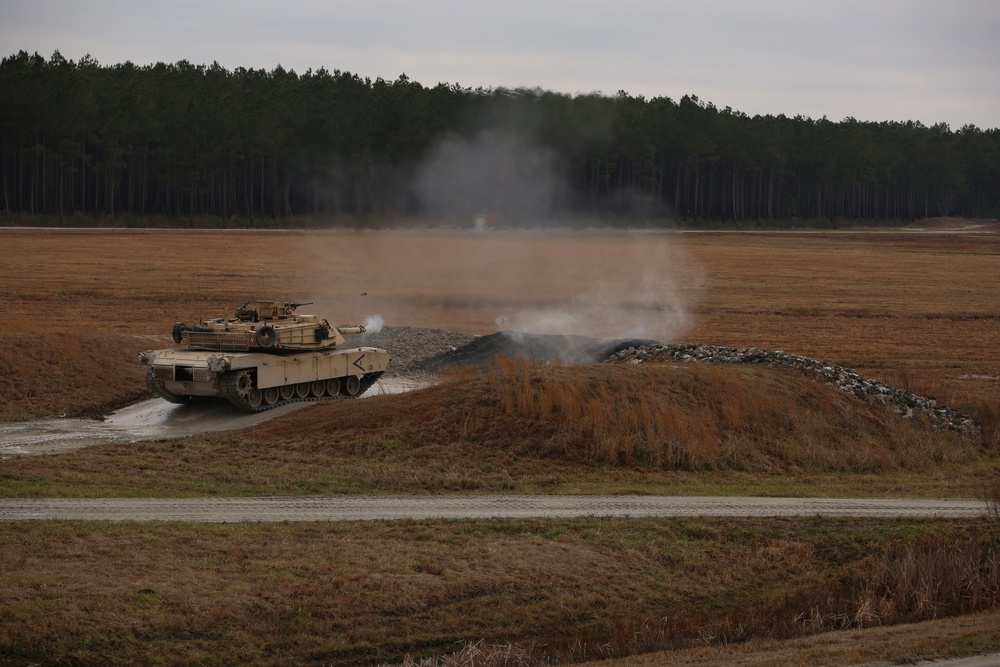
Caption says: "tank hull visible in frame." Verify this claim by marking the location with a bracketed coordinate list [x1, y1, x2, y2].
[140, 346, 390, 412]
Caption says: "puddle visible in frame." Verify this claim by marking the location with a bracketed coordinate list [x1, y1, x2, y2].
[104, 398, 309, 441]
[0, 418, 130, 456]
[1, 376, 430, 457]
[0, 399, 309, 457]
[366, 377, 432, 396]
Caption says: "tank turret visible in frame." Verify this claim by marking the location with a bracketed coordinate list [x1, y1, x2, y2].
[139, 298, 391, 411]
[171, 299, 366, 353]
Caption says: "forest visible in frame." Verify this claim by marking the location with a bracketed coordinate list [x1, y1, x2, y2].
[1, 50, 998, 226]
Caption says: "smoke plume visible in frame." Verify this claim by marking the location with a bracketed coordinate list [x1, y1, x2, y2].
[296, 105, 695, 345]
[492, 231, 694, 342]
[362, 314, 385, 334]
[414, 129, 563, 223]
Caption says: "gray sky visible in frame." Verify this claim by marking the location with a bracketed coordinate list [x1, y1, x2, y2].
[3, 0, 999, 129]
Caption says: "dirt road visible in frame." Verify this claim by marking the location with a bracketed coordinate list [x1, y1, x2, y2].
[909, 656, 1000, 667]
[0, 495, 987, 522]
[0, 378, 424, 457]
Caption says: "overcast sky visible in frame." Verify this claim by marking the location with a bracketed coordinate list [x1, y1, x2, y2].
[3, 0, 998, 129]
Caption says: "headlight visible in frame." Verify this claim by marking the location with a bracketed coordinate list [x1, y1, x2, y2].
[207, 356, 229, 372]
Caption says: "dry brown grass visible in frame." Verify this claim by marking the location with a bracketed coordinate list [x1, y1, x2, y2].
[3, 518, 997, 667]
[854, 537, 1000, 624]
[445, 357, 982, 473]
[2, 521, 991, 660]
[244, 359, 988, 473]
[679, 233, 1000, 430]
[1, 228, 998, 424]
[0, 331, 151, 420]
[430, 610, 1000, 667]
[988, 476, 1000, 528]
[3, 227, 1000, 666]
[2, 362, 995, 499]
[385, 534, 1000, 666]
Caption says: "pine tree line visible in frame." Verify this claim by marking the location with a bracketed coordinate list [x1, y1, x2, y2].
[2, 51, 998, 225]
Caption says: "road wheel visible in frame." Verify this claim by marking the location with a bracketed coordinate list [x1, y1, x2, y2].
[263, 387, 279, 405]
[247, 388, 263, 409]
[343, 375, 361, 396]
[294, 382, 310, 398]
[280, 385, 295, 400]
[325, 378, 341, 396]
[310, 380, 326, 397]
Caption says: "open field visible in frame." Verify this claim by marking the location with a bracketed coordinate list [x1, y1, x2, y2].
[2, 226, 1000, 665]
[2, 517, 999, 666]
[1, 227, 999, 495]
[1, 226, 999, 419]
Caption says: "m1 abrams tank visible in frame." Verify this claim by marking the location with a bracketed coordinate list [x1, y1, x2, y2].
[138, 299, 390, 412]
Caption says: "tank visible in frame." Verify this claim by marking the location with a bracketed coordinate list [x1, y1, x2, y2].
[138, 299, 390, 411]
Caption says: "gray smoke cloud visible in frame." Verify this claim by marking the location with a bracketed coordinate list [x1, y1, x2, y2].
[413, 129, 563, 223]
[362, 314, 385, 333]
[298, 109, 696, 347]
[410, 119, 695, 344]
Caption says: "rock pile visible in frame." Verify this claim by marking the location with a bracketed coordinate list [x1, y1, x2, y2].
[608, 343, 981, 437]
[351, 326, 981, 438]
[351, 326, 477, 377]
[415, 331, 661, 371]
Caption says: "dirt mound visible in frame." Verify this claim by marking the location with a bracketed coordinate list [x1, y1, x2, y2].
[609, 343, 981, 437]
[247, 361, 983, 474]
[417, 331, 661, 370]
[350, 327, 980, 438]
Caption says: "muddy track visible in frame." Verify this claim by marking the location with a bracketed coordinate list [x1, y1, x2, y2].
[0, 495, 988, 522]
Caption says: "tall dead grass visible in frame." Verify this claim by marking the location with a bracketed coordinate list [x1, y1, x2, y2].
[389, 535, 1000, 667]
[988, 477, 1000, 530]
[882, 368, 1000, 451]
[460, 357, 983, 473]
[845, 538, 1000, 627]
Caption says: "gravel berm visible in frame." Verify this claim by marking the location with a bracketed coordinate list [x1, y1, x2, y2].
[349, 326, 657, 375]
[347, 326, 477, 376]
[348, 326, 980, 435]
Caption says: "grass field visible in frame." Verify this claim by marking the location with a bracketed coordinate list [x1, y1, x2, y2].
[2, 225, 1000, 665]
[2, 518, 999, 666]
[2, 226, 998, 419]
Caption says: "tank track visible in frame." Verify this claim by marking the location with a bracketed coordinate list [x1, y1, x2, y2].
[219, 371, 384, 412]
[145, 366, 194, 404]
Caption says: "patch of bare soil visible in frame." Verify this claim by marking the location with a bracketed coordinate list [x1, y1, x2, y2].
[577, 610, 1000, 667]
[908, 216, 989, 229]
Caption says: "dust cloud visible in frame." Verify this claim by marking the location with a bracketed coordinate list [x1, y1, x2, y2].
[410, 126, 695, 343]
[291, 118, 698, 344]
[491, 232, 694, 342]
[295, 229, 695, 344]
